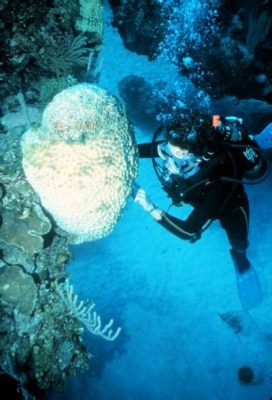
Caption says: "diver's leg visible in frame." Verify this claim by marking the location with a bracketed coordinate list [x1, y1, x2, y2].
[220, 200, 262, 308]
[220, 200, 250, 272]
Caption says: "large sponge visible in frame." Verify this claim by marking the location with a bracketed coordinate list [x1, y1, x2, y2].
[21, 84, 138, 243]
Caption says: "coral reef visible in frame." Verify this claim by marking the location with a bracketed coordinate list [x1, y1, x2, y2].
[0, 265, 37, 315]
[0, 0, 104, 115]
[21, 83, 138, 243]
[76, 0, 104, 49]
[0, 126, 89, 397]
[0, 205, 51, 254]
[32, 75, 79, 107]
[111, 0, 272, 105]
[0, 86, 124, 398]
[110, 0, 164, 57]
[0, 130, 51, 254]
[0, 281, 90, 393]
[0, 1, 126, 398]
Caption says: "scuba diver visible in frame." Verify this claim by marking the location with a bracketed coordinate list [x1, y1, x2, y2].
[133, 111, 267, 309]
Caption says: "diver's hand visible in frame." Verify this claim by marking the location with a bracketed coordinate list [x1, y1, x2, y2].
[134, 188, 155, 212]
[134, 188, 163, 220]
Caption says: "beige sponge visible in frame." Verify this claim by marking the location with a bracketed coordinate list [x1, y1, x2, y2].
[21, 84, 138, 243]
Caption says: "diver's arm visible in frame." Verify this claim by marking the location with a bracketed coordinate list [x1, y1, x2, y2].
[134, 187, 205, 241]
[156, 212, 201, 241]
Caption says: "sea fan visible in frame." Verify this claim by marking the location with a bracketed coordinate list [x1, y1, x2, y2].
[37, 34, 90, 77]
[57, 280, 121, 341]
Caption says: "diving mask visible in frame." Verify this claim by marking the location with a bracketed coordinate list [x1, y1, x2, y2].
[157, 142, 200, 178]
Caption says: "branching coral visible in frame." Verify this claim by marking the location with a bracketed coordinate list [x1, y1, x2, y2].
[57, 280, 121, 341]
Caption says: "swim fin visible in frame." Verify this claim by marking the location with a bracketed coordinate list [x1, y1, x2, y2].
[235, 266, 263, 309]
[230, 250, 262, 309]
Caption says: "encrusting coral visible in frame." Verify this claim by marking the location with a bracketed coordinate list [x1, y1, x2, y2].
[0, 204, 51, 253]
[0, 265, 37, 315]
[76, 0, 104, 48]
[21, 83, 138, 244]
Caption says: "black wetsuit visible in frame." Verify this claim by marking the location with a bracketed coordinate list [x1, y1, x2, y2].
[138, 134, 260, 253]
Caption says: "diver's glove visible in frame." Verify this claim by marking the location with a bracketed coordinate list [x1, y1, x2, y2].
[134, 187, 163, 221]
[134, 187, 155, 212]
